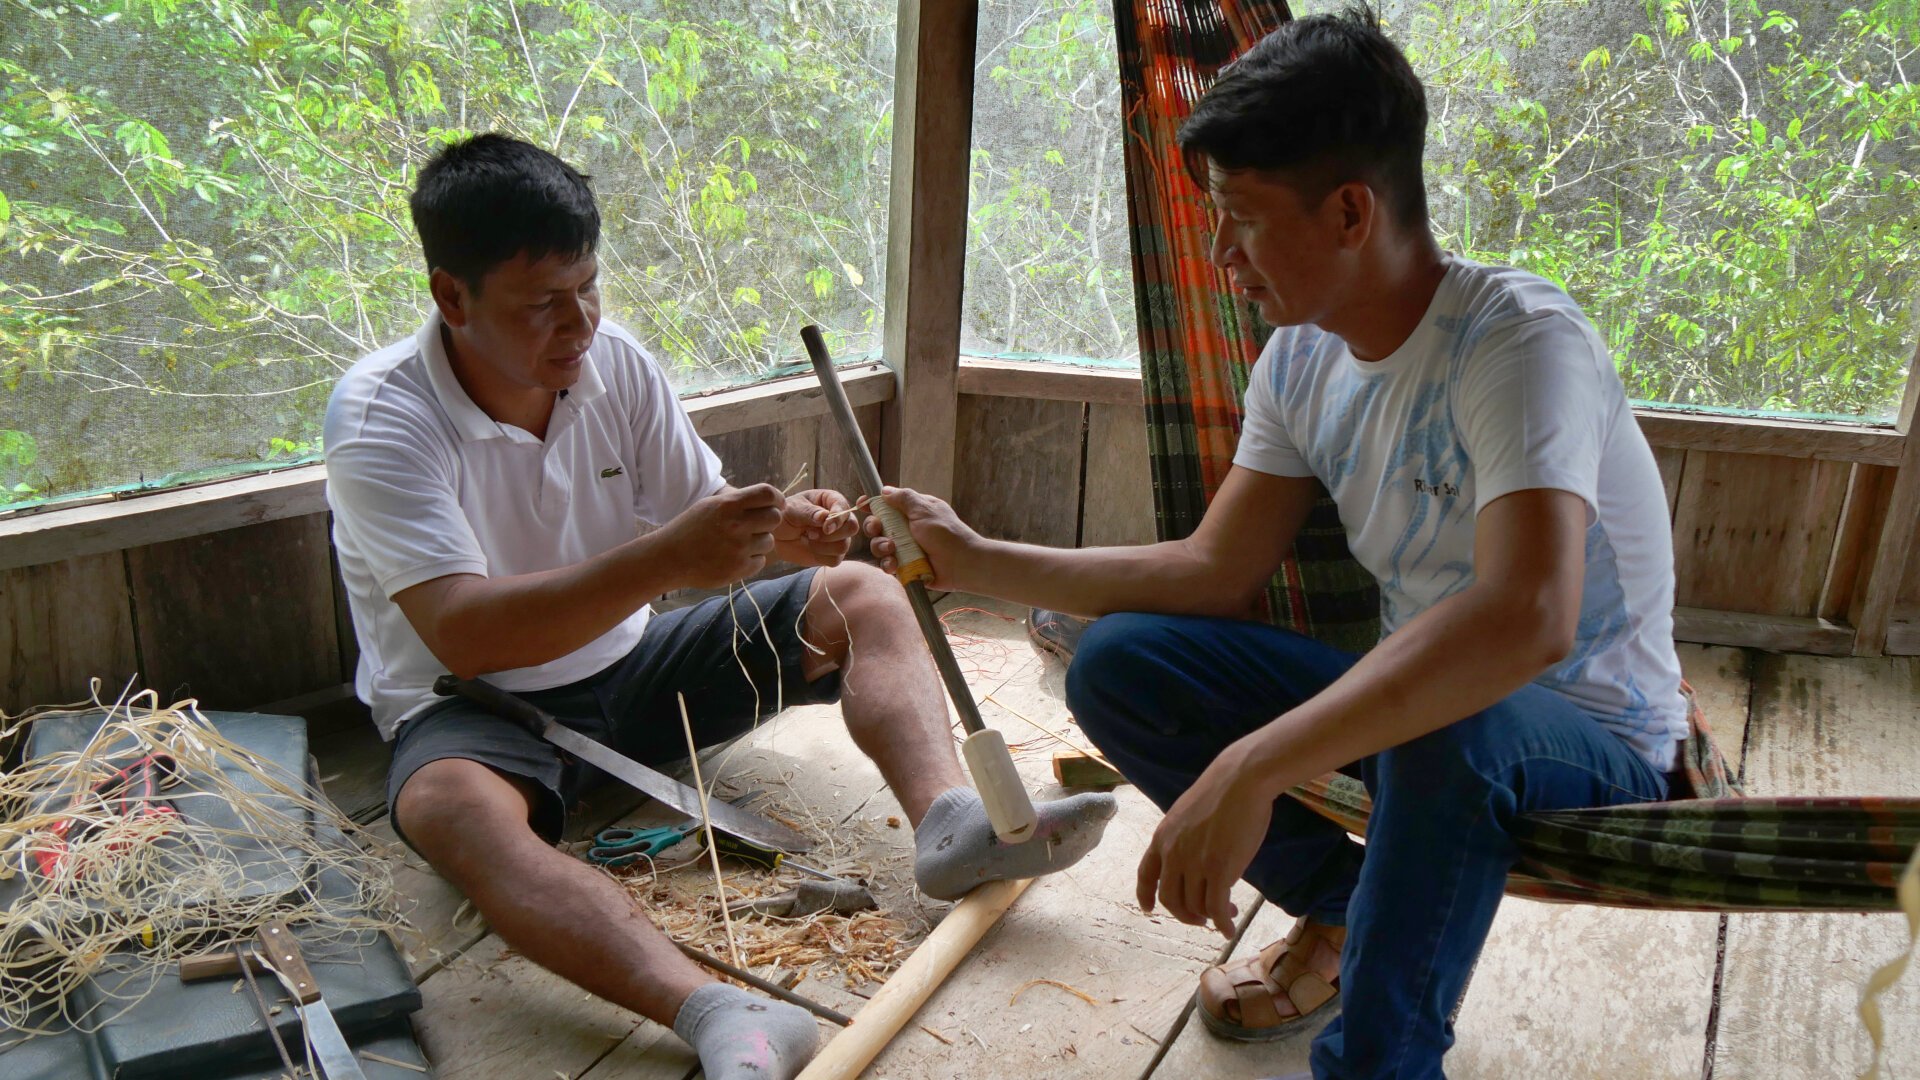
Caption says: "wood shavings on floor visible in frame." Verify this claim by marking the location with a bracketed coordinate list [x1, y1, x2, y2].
[598, 788, 943, 991]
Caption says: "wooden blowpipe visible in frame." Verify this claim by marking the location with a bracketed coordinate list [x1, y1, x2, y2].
[800, 325, 1038, 844]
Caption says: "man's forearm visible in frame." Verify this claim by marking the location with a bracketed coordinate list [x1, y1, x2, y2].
[430, 532, 689, 677]
[945, 537, 1258, 619]
[1234, 585, 1571, 801]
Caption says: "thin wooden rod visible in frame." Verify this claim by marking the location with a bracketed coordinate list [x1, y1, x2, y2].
[672, 941, 852, 1027]
[1134, 896, 1267, 1080]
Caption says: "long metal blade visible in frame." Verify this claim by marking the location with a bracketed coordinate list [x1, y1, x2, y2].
[434, 676, 815, 854]
[296, 997, 367, 1080]
[539, 720, 815, 854]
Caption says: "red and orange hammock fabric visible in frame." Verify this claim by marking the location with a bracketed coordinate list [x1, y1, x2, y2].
[1111, 0, 1918, 912]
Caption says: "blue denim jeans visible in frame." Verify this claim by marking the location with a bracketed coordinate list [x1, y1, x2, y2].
[1064, 612, 1670, 1080]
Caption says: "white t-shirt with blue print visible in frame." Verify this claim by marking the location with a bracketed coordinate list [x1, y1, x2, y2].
[1233, 257, 1688, 771]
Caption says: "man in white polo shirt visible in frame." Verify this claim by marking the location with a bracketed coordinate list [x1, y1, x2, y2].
[323, 134, 1116, 1080]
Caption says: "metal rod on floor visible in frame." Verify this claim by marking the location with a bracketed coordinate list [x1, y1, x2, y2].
[674, 940, 853, 1026]
[1134, 896, 1267, 1080]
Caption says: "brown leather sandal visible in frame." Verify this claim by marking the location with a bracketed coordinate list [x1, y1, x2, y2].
[1198, 917, 1345, 1042]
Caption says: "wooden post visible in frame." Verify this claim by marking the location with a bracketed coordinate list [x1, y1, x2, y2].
[1853, 349, 1920, 656]
[878, 0, 977, 498]
[795, 877, 1030, 1079]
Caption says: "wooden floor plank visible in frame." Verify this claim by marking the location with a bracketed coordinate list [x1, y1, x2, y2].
[1451, 899, 1720, 1078]
[311, 716, 393, 824]
[1712, 653, 1920, 1080]
[411, 934, 647, 1080]
[1680, 642, 1756, 749]
[1143, 899, 1320, 1079]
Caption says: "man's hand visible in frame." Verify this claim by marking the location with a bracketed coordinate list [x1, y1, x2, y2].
[774, 489, 860, 567]
[652, 484, 784, 588]
[862, 486, 982, 590]
[1136, 748, 1273, 937]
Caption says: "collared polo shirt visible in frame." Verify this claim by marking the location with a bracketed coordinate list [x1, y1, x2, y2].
[324, 314, 723, 739]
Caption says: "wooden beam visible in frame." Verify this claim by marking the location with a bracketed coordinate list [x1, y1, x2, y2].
[955, 359, 1906, 463]
[1818, 465, 1889, 622]
[1672, 607, 1854, 656]
[1632, 411, 1904, 464]
[0, 368, 894, 573]
[1851, 352, 1920, 655]
[878, 0, 977, 498]
[683, 363, 892, 437]
[1671, 452, 1851, 618]
[957, 357, 1144, 406]
[0, 467, 330, 575]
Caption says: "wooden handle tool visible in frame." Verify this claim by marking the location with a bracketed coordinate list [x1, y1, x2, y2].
[800, 325, 1038, 844]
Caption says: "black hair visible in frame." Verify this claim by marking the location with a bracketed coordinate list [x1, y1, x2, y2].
[409, 133, 600, 291]
[1177, 5, 1429, 229]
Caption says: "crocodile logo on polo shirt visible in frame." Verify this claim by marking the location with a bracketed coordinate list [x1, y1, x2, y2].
[600, 465, 625, 479]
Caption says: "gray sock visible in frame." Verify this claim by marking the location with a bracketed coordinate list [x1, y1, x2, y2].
[672, 983, 818, 1080]
[913, 787, 1118, 901]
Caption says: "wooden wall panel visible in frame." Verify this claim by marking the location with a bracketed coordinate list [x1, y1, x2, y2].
[814, 403, 883, 497]
[1672, 451, 1852, 617]
[813, 403, 882, 562]
[0, 552, 139, 715]
[126, 512, 340, 709]
[1651, 446, 1685, 521]
[1080, 402, 1156, 548]
[776, 416, 820, 495]
[952, 395, 1084, 548]
[329, 518, 360, 684]
[705, 424, 786, 491]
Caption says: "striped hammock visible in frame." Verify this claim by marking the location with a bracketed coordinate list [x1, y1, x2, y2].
[1112, 0, 1918, 912]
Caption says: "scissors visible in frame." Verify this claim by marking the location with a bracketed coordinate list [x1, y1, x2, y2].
[586, 821, 701, 868]
[34, 752, 181, 879]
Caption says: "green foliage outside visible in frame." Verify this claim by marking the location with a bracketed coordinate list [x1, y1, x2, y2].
[965, 0, 1137, 362]
[1, 0, 896, 503]
[1, 0, 1916, 508]
[1397, 0, 1919, 417]
[963, 0, 1917, 417]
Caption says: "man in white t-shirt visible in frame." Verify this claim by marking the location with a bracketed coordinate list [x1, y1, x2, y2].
[324, 134, 1115, 1080]
[867, 10, 1685, 1079]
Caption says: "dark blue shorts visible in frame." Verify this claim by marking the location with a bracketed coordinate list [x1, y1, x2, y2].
[385, 569, 840, 850]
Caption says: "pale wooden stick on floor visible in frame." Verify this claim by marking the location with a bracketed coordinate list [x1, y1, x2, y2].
[795, 877, 1033, 1079]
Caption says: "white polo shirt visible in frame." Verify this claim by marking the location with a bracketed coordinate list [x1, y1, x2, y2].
[324, 314, 723, 739]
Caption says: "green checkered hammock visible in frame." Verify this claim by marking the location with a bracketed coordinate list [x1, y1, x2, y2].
[1112, 0, 1919, 913]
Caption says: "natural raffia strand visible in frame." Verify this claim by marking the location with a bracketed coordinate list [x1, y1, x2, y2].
[0, 687, 404, 1041]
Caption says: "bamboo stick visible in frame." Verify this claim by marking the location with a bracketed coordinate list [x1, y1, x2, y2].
[795, 877, 1033, 1079]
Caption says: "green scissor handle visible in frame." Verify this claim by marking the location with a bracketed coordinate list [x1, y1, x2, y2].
[586, 822, 698, 867]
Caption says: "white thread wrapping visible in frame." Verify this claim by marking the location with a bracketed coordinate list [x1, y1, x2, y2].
[871, 499, 930, 571]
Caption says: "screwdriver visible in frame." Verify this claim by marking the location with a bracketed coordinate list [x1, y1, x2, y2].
[704, 828, 842, 882]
